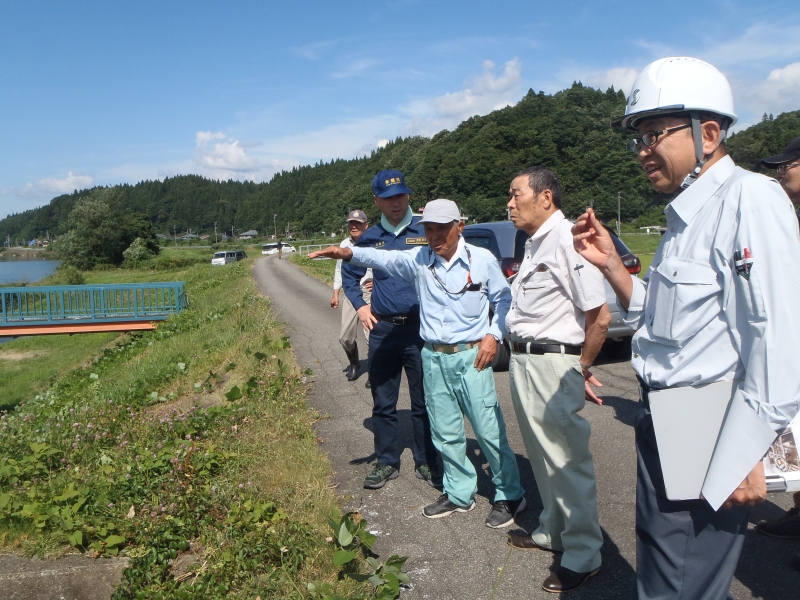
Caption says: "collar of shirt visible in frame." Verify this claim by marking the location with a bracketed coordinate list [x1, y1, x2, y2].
[434, 236, 467, 270]
[667, 155, 735, 225]
[526, 210, 565, 251]
[381, 207, 413, 236]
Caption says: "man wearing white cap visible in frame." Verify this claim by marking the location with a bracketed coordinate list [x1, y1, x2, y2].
[310, 199, 525, 528]
[573, 57, 800, 598]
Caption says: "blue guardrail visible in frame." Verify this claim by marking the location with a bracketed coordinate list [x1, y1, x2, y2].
[0, 282, 187, 328]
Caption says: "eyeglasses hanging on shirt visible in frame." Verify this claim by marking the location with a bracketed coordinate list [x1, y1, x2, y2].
[428, 246, 481, 296]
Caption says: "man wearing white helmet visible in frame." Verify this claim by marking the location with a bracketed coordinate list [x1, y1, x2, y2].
[573, 57, 800, 598]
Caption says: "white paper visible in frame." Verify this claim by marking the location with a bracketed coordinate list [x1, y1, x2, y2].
[648, 381, 735, 501]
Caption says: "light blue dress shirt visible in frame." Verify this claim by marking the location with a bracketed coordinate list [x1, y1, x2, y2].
[349, 237, 511, 344]
[622, 155, 800, 508]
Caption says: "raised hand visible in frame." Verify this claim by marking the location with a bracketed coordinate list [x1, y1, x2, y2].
[572, 208, 618, 270]
[308, 246, 353, 260]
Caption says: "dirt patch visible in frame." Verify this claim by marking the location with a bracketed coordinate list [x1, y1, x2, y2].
[0, 350, 46, 361]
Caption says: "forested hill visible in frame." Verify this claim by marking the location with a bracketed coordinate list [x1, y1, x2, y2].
[2, 84, 798, 242]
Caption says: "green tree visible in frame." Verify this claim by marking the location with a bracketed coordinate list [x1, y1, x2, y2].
[52, 188, 159, 269]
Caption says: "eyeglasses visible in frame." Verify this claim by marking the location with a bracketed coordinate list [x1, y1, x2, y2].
[777, 162, 800, 176]
[628, 123, 692, 153]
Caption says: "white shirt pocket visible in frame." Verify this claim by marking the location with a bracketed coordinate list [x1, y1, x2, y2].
[651, 257, 721, 345]
[517, 270, 558, 318]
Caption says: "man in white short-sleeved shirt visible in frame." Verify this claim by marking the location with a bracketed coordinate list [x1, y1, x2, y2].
[504, 165, 611, 594]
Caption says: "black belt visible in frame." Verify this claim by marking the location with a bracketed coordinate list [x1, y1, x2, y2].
[510, 341, 582, 356]
[637, 376, 657, 410]
[373, 312, 419, 326]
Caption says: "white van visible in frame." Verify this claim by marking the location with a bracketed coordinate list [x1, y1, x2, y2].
[261, 243, 296, 255]
[211, 250, 247, 265]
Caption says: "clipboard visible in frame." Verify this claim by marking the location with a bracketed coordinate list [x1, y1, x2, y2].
[648, 380, 736, 501]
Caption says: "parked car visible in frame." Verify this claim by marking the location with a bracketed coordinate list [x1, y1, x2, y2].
[211, 250, 247, 265]
[462, 220, 641, 370]
[261, 243, 296, 255]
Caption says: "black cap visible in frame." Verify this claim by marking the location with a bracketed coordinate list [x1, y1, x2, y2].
[762, 136, 800, 168]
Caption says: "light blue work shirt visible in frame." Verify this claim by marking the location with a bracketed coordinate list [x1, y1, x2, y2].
[349, 237, 511, 344]
[622, 155, 800, 508]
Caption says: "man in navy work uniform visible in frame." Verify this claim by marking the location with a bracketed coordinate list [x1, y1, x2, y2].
[762, 136, 800, 229]
[573, 57, 800, 599]
[754, 137, 800, 566]
[311, 199, 525, 527]
[341, 170, 439, 490]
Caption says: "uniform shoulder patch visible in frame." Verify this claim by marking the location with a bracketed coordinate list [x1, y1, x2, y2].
[405, 237, 427, 245]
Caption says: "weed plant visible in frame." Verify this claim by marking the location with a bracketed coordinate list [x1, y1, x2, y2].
[0, 259, 374, 599]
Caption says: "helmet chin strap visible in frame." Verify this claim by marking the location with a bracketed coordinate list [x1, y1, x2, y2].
[680, 111, 727, 190]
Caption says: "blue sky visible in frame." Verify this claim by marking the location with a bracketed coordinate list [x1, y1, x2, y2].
[1, 0, 799, 219]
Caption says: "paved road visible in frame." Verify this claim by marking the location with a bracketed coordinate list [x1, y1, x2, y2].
[253, 256, 798, 600]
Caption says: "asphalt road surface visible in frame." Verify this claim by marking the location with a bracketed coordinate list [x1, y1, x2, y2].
[253, 256, 799, 600]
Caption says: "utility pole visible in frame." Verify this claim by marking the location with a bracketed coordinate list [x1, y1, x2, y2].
[617, 192, 621, 236]
[272, 214, 277, 239]
[214, 222, 218, 244]
[173, 225, 177, 248]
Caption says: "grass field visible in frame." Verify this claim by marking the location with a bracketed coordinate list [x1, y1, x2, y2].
[0, 253, 374, 599]
[618, 233, 662, 276]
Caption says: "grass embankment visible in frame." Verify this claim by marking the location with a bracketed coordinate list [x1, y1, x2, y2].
[289, 254, 337, 286]
[0, 254, 370, 599]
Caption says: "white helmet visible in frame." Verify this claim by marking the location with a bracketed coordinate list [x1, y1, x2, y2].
[614, 57, 737, 190]
[613, 57, 737, 129]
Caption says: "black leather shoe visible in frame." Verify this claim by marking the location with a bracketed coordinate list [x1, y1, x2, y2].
[507, 532, 562, 553]
[542, 566, 599, 593]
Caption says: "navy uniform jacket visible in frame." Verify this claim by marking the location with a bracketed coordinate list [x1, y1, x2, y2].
[342, 217, 427, 316]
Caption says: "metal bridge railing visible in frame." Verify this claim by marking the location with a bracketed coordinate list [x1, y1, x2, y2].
[0, 282, 187, 327]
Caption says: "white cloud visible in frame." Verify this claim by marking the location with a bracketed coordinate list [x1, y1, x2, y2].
[0, 171, 94, 199]
[402, 58, 522, 136]
[733, 61, 800, 125]
[36, 171, 94, 195]
[291, 40, 336, 60]
[194, 132, 259, 174]
[195, 131, 226, 147]
[704, 24, 800, 69]
[0, 171, 95, 218]
[332, 58, 379, 79]
[583, 67, 639, 95]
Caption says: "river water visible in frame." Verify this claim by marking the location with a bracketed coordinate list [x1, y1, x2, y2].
[0, 256, 61, 344]
[0, 257, 61, 285]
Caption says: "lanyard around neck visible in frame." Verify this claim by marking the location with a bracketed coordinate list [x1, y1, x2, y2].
[428, 246, 480, 296]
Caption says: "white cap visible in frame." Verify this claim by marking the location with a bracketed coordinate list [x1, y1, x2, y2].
[613, 57, 737, 130]
[418, 199, 462, 224]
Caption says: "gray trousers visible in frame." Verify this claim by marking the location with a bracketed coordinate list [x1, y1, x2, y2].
[509, 351, 603, 573]
[635, 407, 749, 600]
[339, 291, 371, 353]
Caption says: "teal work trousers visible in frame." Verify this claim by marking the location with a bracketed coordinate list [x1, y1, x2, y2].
[421, 344, 524, 508]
